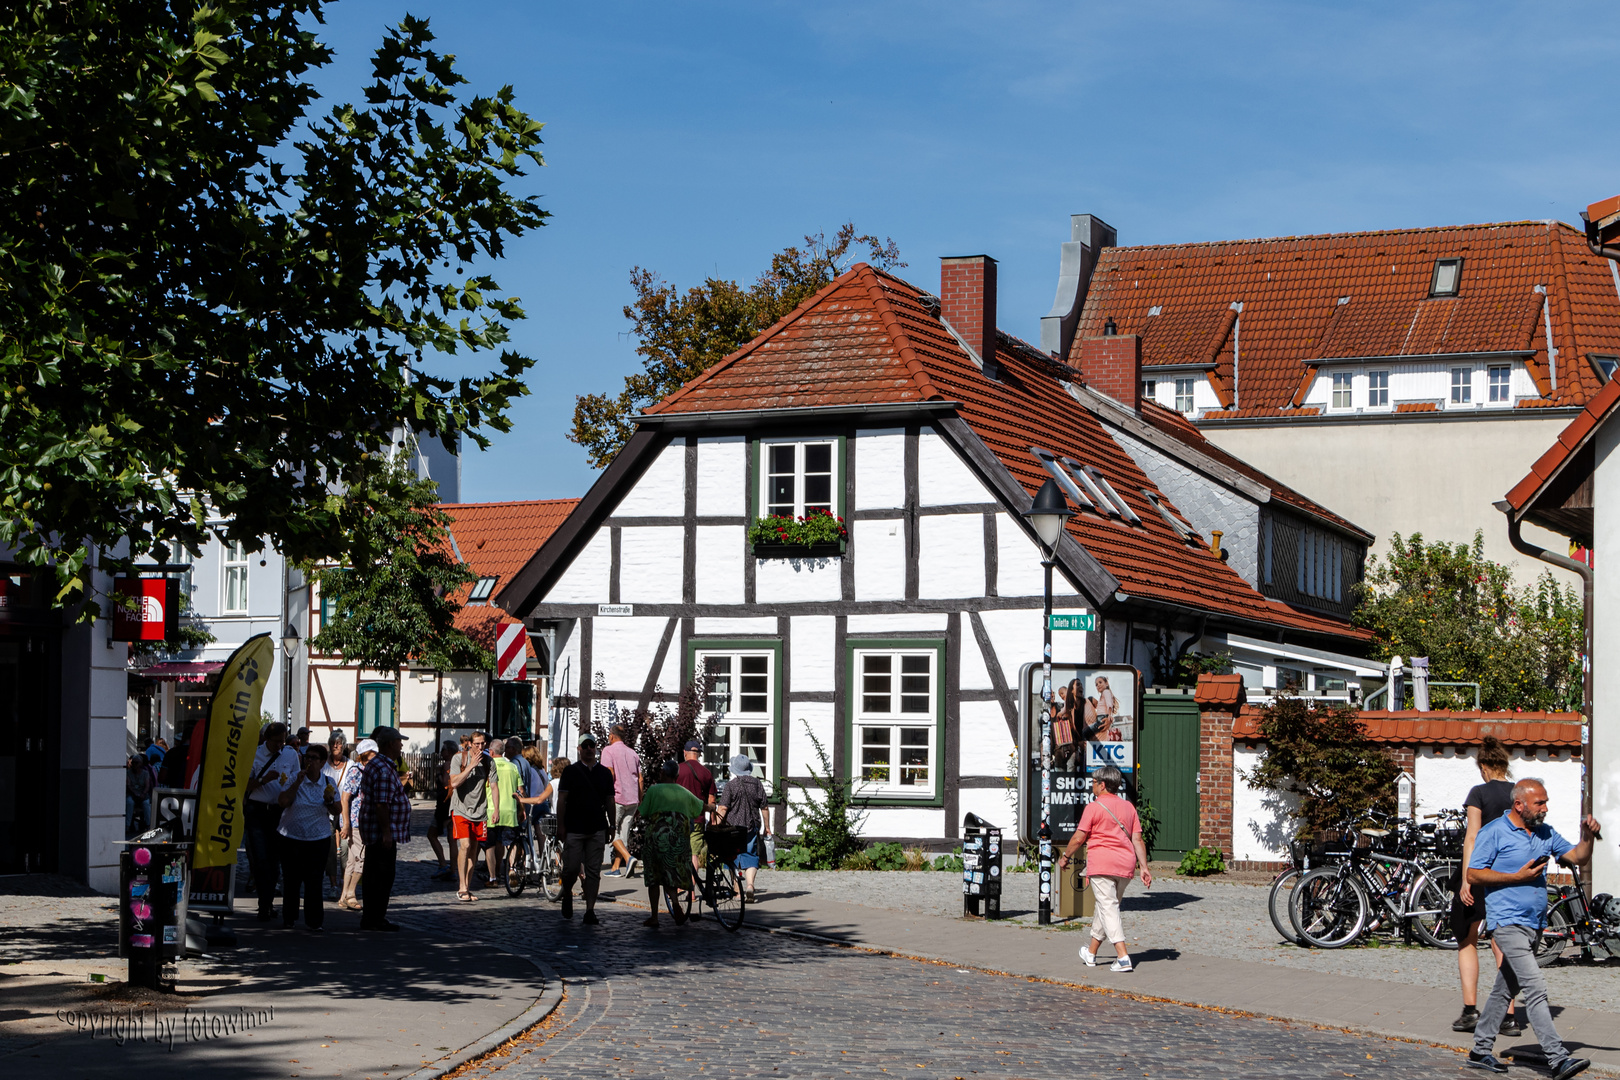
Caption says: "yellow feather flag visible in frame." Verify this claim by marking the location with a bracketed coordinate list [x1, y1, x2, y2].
[192, 633, 276, 868]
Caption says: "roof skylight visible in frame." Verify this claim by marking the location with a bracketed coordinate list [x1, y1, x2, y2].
[1030, 449, 1094, 512]
[469, 576, 498, 602]
[1079, 464, 1142, 524]
[1429, 258, 1462, 297]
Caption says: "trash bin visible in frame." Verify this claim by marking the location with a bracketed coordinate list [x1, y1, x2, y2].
[1056, 850, 1096, 920]
[119, 838, 191, 991]
[962, 813, 1003, 919]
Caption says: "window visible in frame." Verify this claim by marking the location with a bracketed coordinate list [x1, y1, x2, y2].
[1331, 372, 1353, 409]
[1296, 526, 1344, 603]
[696, 650, 776, 785]
[356, 682, 395, 736]
[1450, 367, 1472, 405]
[1174, 378, 1195, 413]
[1142, 379, 1156, 400]
[223, 540, 249, 613]
[762, 440, 835, 519]
[1488, 366, 1511, 403]
[1430, 257, 1463, 297]
[1590, 354, 1618, 383]
[1368, 370, 1389, 408]
[1079, 465, 1141, 524]
[469, 576, 498, 602]
[854, 648, 938, 797]
[1031, 449, 1094, 512]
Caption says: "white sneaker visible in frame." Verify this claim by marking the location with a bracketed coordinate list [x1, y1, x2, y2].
[1078, 945, 1097, 967]
[1110, 957, 1133, 973]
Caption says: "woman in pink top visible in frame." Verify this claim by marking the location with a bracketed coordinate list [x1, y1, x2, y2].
[1057, 764, 1152, 972]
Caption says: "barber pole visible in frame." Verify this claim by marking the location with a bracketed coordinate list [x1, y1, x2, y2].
[495, 622, 527, 682]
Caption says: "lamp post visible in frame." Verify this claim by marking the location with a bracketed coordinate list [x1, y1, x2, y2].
[281, 624, 301, 727]
[1024, 478, 1072, 925]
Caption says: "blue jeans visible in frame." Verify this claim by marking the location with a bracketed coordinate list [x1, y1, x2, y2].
[1475, 923, 1568, 1064]
[125, 795, 148, 838]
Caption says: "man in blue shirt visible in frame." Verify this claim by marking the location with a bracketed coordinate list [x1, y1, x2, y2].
[1465, 778, 1601, 1078]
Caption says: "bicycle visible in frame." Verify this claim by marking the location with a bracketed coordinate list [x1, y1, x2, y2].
[1268, 831, 1354, 945]
[1289, 828, 1457, 949]
[1533, 866, 1620, 967]
[664, 824, 749, 932]
[504, 814, 563, 901]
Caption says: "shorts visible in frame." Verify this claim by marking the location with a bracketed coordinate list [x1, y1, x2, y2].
[430, 798, 451, 830]
[452, 815, 488, 843]
[484, 825, 518, 849]
[1449, 865, 1487, 939]
[614, 803, 637, 845]
[689, 825, 709, 866]
[345, 835, 365, 874]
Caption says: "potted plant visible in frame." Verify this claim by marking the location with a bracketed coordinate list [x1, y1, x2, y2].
[748, 507, 848, 557]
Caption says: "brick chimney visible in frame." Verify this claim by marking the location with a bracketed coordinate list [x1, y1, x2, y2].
[1077, 330, 1142, 409]
[940, 255, 998, 377]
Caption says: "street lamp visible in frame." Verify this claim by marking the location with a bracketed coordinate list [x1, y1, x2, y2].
[1024, 478, 1072, 926]
[281, 624, 300, 725]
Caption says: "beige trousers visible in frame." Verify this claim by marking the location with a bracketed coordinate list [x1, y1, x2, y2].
[1089, 874, 1132, 944]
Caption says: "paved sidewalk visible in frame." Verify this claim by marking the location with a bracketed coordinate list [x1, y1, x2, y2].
[0, 876, 550, 1079]
[602, 878, 1620, 1075]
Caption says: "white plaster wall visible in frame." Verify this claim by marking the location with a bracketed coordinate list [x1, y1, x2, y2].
[399, 672, 438, 728]
[862, 807, 945, 837]
[959, 618, 994, 690]
[1232, 742, 1299, 863]
[852, 519, 905, 600]
[918, 430, 986, 506]
[959, 700, 1015, 776]
[975, 608, 1050, 696]
[1596, 416, 1620, 895]
[696, 436, 746, 516]
[855, 429, 905, 509]
[993, 514, 1078, 598]
[790, 616, 836, 692]
[959, 788, 1019, 834]
[1415, 747, 1583, 844]
[784, 701, 835, 778]
[619, 526, 683, 604]
[847, 613, 947, 633]
[612, 441, 686, 516]
[591, 617, 671, 692]
[694, 617, 777, 635]
[919, 514, 986, 599]
[547, 531, 611, 604]
[756, 553, 841, 603]
[1202, 413, 1577, 586]
[311, 667, 359, 732]
[441, 672, 487, 730]
[695, 525, 744, 604]
[87, 603, 128, 892]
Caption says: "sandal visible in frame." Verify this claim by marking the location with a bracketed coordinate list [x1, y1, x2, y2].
[457, 892, 479, 903]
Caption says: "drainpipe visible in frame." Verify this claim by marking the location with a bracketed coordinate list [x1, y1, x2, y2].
[1505, 515, 1594, 876]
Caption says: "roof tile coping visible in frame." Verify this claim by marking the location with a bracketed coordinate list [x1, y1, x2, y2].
[1504, 374, 1620, 512]
[1231, 706, 1582, 747]
[1194, 673, 1246, 706]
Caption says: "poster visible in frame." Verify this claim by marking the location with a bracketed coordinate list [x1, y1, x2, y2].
[188, 634, 275, 912]
[1018, 663, 1139, 845]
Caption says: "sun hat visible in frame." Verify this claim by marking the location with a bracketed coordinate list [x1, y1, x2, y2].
[355, 738, 380, 756]
[730, 754, 753, 775]
[683, 739, 703, 752]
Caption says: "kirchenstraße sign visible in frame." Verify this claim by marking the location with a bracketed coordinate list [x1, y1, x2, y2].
[597, 604, 634, 617]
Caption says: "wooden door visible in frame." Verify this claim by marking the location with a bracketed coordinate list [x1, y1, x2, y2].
[1139, 689, 1201, 860]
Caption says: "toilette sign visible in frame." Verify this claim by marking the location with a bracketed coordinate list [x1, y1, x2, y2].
[112, 577, 180, 642]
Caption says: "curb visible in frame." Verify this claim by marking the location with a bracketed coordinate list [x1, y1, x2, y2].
[393, 917, 565, 1080]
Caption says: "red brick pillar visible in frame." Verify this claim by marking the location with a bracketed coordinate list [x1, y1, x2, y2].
[1195, 674, 1244, 857]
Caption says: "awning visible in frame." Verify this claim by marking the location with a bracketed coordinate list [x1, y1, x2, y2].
[135, 660, 226, 683]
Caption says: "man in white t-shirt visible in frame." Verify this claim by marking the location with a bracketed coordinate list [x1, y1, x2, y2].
[244, 722, 301, 921]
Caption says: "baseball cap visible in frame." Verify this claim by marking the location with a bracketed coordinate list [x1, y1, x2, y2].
[577, 733, 598, 747]
[356, 738, 380, 756]
[683, 739, 703, 752]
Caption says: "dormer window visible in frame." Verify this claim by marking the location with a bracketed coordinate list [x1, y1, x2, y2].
[1429, 258, 1462, 297]
[469, 576, 498, 601]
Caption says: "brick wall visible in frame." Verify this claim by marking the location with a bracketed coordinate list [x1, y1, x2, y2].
[1077, 334, 1141, 407]
[940, 256, 997, 369]
[1195, 674, 1243, 857]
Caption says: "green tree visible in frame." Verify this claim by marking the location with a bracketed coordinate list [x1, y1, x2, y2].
[308, 449, 487, 672]
[1353, 532, 1582, 711]
[569, 225, 904, 468]
[0, 3, 544, 614]
[1243, 695, 1398, 836]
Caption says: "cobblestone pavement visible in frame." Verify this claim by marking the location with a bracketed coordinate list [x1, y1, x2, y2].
[750, 868, 1620, 1013]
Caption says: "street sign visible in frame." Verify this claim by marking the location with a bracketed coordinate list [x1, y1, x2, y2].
[1047, 613, 1095, 631]
[496, 621, 528, 681]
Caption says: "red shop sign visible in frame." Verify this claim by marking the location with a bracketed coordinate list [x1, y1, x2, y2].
[113, 577, 180, 642]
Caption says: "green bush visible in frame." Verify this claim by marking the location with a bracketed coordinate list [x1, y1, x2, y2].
[775, 845, 816, 871]
[783, 723, 867, 869]
[746, 508, 848, 549]
[863, 841, 907, 870]
[839, 850, 874, 871]
[931, 848, 964, 873]
[1177, 846, 1227, 876]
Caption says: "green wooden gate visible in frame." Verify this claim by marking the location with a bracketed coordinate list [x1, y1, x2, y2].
[1139, 688, 1201, 860]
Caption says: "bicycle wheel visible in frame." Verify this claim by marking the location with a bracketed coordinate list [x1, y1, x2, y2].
[541, 841, 563, 902]
[506, 837, 530, 898]
[664, 876, 693, 922]
[707, 858, 746, 932]
[1409, 864, 1458, 949]
[1533, 904, 1572, 967]
[1290, 867, 1369, 949]
[1268, 868, 1304, 945]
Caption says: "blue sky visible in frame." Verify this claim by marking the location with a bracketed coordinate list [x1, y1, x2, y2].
[308, 1, 1620, 502]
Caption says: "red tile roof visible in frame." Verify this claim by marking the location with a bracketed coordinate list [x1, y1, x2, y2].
[1194, 673, 1246, 707]
[1073, 221, 1618, 417]
[440, 499, 579, 656]
[1504, 374, 1620, 512]
[1232, 707, 1582, 747]
[653, 264, 1366, 642]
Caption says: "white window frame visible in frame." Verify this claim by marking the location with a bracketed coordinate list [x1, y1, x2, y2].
[1450, 367, 1473, 405]
[1174, 378, 1196, 413]
[1487, 365, 1512, 405]
[852, 647, 939, 800]
[468, 576, 498, 602]
[759, 438, 837, 520]
[1142, 379, 1157, 401]
[1368, 370, 1390, 409]
[222, 539, 249, 614]
[696, 650, 776, 786]
[1330, 371, 1354, 410]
